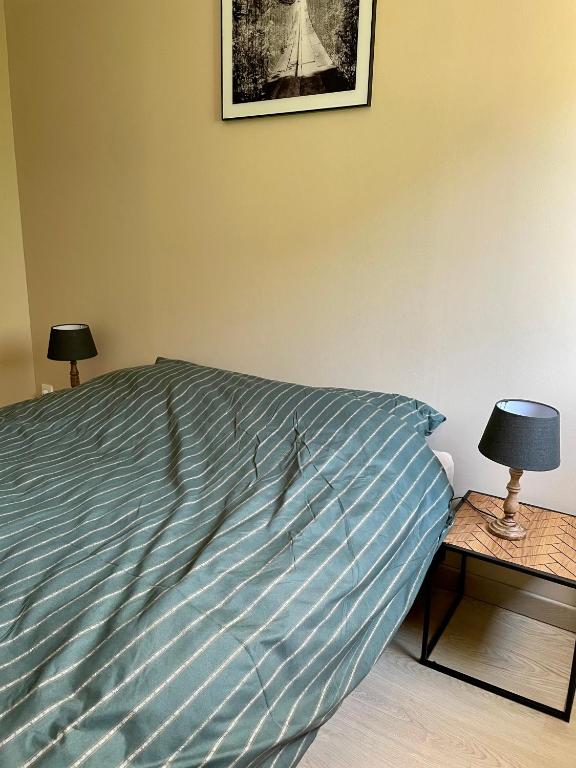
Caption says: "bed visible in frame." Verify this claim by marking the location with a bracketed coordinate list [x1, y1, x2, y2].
[0, 359, 453, 767]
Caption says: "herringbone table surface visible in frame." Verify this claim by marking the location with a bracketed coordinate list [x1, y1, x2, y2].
[445, 491, 576, 584]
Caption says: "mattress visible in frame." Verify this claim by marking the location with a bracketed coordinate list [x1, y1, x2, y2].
[0, 360, 453, 767]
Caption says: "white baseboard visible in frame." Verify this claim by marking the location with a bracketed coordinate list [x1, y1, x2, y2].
[437, 553, 576, 633]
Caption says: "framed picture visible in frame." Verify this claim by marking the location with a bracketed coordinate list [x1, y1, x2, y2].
[222, 0, 377, 120]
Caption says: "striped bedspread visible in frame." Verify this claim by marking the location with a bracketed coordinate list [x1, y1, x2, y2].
[0, 359, 452, 767]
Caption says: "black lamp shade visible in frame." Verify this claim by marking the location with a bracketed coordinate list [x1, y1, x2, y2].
[479, 399, 560, 472]
[47, 324, 98, 362]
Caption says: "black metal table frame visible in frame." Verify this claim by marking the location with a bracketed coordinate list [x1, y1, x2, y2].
[420, 545, 576, 722]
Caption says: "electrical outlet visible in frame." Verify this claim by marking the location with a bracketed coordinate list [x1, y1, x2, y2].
[41, 384, 54, 396]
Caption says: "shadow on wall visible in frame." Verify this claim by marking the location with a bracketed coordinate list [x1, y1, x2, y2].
[0, 335, 34, 405]
[0, 339, 31, 371]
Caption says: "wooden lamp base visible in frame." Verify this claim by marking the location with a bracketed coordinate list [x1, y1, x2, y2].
[488, 516, 527, 541]
[69, 360, 80, 388]
[487, 468, 527, 541]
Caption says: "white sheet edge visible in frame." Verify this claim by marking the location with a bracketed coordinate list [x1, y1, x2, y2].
[433, 450, 455, 489]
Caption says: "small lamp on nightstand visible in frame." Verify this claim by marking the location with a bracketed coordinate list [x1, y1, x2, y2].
[479, 399, 560, 541]
[47, 324, 98, 388]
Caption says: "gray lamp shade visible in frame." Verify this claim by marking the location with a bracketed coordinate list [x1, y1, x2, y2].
[47, 324, 97, 362]
[479, 399, 560, 472]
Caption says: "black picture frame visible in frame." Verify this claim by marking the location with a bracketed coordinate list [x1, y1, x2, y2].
[222, 0, 377, 121]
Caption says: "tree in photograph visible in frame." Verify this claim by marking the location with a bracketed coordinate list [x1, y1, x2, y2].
[233, 0, 270, 103]
[308, 0, 360, 86]
[232, 0, 292, 103]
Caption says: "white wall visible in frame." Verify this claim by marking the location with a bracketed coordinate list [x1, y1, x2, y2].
[5, 0, 576, 512]
[0, 0, 34, 405]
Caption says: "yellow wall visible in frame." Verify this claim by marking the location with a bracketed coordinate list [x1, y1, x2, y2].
[4, 0, 576, 512]
[0, 1, 33, 406]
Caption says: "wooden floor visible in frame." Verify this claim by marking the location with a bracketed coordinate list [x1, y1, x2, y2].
[300, 594, 576, 768]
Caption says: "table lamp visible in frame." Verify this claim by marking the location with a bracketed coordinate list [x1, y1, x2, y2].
[47, 324, 98, 388]
[478, 399, 560, 540]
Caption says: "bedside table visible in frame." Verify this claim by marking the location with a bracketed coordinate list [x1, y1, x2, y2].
[420, 490, 576, 722]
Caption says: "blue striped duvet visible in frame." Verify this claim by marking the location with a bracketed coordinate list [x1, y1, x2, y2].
[0, 359, 452, 767]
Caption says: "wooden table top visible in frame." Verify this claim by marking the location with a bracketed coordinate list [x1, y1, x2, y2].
[445, 491, 576, 586]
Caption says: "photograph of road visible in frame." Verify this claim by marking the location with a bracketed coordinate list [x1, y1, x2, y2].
[232, 0, 361, 104]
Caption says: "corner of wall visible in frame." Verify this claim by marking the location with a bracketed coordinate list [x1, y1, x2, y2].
[0, 0, 35, 406]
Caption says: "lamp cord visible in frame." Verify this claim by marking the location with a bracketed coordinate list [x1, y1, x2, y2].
[451, 496, 498, 520]
[451, 495, 533, 521]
